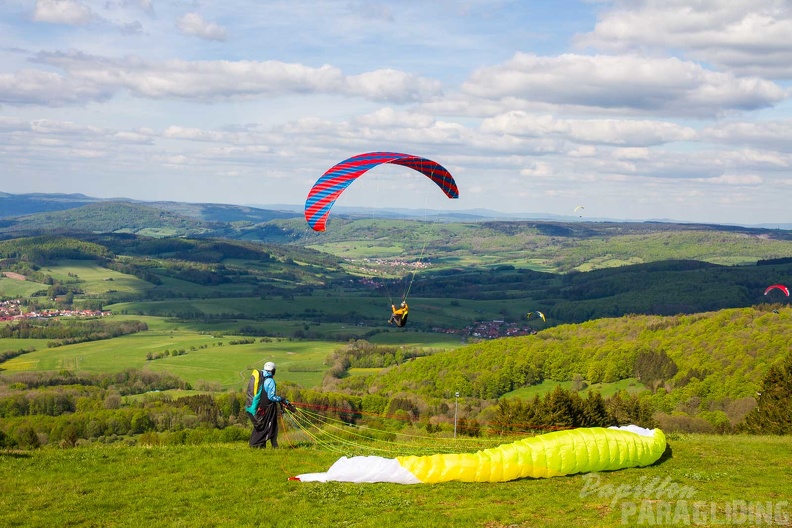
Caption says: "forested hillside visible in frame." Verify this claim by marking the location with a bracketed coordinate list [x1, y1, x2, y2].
[1, 231, 791, 332]
[330, 306, 789, 430]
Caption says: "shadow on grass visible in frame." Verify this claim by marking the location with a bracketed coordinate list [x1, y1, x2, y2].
[0, 449, 33, 458]
[656, 442, 673, 464]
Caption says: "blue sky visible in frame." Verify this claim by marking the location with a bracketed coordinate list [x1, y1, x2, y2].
[1, 0, 791, 225]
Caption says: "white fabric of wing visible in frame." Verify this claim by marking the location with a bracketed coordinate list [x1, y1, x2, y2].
[296, 455, 421, 484]
[608, 424, 655, 437]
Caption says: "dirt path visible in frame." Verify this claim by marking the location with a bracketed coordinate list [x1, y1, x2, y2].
[2, 272, 26, 281]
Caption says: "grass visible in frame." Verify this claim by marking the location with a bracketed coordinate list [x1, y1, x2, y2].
[0, 330, 336, 390]
[0, 434, 789, 527]
[43, 259, 153, 295]
[0, 275, 44, 297]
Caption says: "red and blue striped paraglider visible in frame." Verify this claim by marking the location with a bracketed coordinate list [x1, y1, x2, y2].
[305, 152, 459, 232]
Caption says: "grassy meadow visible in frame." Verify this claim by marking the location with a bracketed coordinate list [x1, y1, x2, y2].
[1, 324, 333, 390]
[42, 260, 154, 295]
[0, 314, 463, 390]
[0, 275, 43, 297]
[1, 434, 789, 527]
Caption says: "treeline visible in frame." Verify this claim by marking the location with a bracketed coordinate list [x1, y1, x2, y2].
[323, 340, 438, 378]
[330, 307, 791, 431]
[407, 258, 792, 324]
[104, 259, 162, 285]
[2, 368, 187, 394]
[0, 235, 112, 264]
[0, 371, 367, 449]
[1, 319, 147, 346]
[491, 387, 656, 434]
[0, 346, 37, 364]
[2, 349, 789, 450]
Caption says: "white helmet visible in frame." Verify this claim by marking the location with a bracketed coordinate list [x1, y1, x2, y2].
[264, 361, 276, 372]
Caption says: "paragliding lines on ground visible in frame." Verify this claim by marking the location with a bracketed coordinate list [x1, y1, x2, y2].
[305, 152, 459, 232]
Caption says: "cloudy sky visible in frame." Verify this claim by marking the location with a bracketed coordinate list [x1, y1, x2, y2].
[2, 0, 792, 225]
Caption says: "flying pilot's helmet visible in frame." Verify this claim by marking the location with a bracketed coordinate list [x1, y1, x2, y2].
[401, 301, 407, 307]
[264, 361, 276, 374]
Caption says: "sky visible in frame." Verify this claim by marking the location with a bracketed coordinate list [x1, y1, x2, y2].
[1, 0, 792, 226]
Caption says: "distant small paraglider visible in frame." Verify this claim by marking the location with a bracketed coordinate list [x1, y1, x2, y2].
[527, 311, 546, 322]
[574, 205, 585, 218]
[764, 284, 790, 297]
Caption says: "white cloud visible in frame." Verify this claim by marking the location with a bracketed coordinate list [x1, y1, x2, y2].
[353, 108, 435, 129]
[577, 0, 792, 79]
[703, 120, 792, 152]
[462, 53, 787, 117]
[21, 52, 442, 104]
[0, 69, 114, 106]
[520, 162, 554, 178]
[176, 13, 227, 42]
[33, 0, 93, 25]
[700, 174, 763, 185]
[345, 70, 442, 103]
[611, 147, 650, 160]
[481, 111, 697, 146]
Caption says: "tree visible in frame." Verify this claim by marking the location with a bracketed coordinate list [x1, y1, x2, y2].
[741, 353, 792, 434]
[61, 424, 79, 448]
[14, 425, 40, 449]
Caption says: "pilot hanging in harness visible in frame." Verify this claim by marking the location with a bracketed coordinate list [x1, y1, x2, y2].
[388, 301, 409, 327]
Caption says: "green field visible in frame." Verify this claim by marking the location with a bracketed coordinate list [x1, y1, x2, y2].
[1, 434, 789, 527]
[0, 275, 44, 297]
[0, 331, 335, 390]
[44, 259, 154, 295]
[0, 315, 463, 390]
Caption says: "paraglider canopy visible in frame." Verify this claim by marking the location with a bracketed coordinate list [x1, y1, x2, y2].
[305, 152, 459, 232]
[764, 284, 790, 297]
[527, 311, 546, 322]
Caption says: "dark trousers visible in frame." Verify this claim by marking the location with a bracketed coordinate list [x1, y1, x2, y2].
[249, 420, 278, 448]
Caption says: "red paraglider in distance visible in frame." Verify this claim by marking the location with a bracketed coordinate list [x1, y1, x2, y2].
[764, 284, 790, 297]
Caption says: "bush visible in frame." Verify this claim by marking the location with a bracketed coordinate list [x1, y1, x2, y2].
[220, 426, 248, 443]
[655, 412, 715, 433]
[14, 425, 41, 449]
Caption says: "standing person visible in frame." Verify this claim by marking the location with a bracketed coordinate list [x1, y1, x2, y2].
[388, 301, 409, 327]
[245, 361, 294, 448]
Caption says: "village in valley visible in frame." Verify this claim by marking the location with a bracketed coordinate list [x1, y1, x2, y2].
[0, 299, 110, 322]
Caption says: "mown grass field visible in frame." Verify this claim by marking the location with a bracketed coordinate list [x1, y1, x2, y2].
[0, 275, 43, 297]
[1, 434, 789, 527]
[43, 259, 154, 295]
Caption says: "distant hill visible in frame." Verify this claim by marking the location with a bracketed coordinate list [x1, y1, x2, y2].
[6, 191, 792, 229]
[0, 200, 303, 238]
[0, 192, 107, 217]
[0, 192, 301, 229]
[0, 202, 219, 236]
